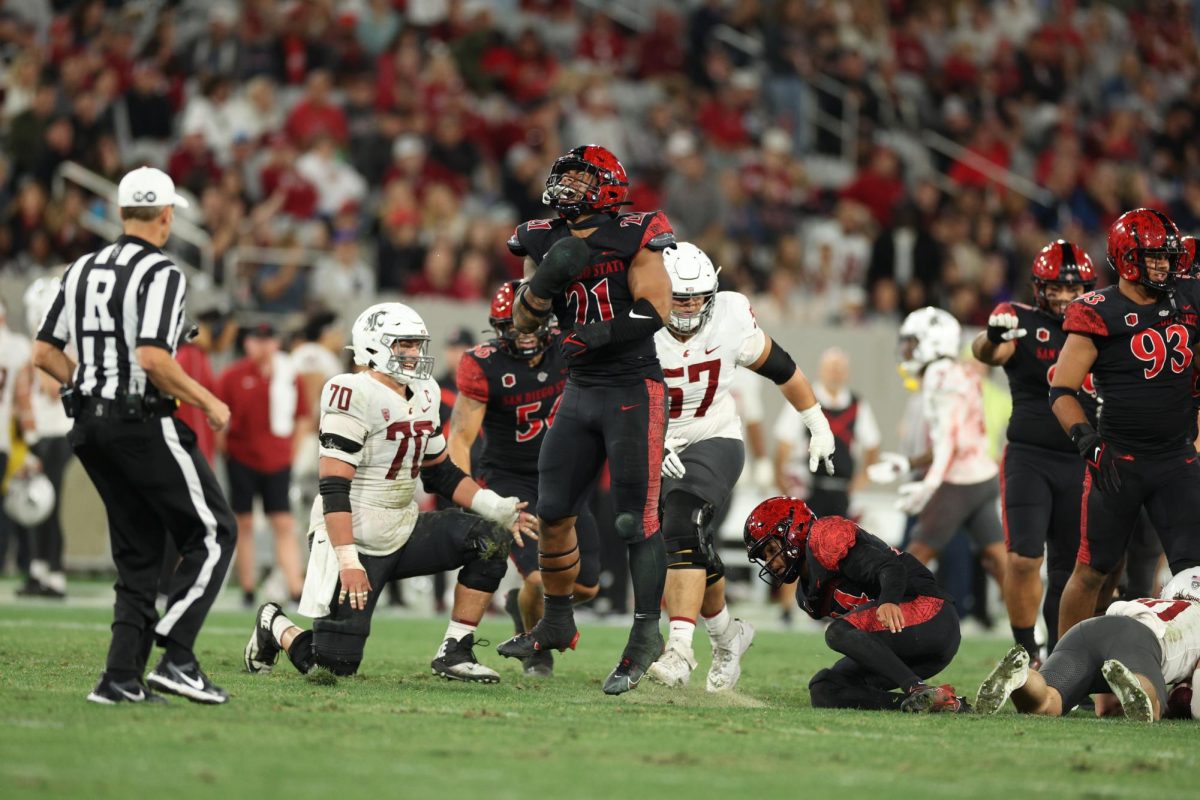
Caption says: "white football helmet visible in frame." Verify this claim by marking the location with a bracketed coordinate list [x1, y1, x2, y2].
[1162, 567, 1200, 602]
[663, 242, 720, 335]
[23, 275, 61, 334]
[349, 303, 434, 384]
[4, 472, 55, 527]
[898, 306, 961, 374]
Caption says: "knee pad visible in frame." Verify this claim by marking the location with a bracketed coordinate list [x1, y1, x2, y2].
[661, 493, 713, 571]
[706, 550, 725, 586]
[313, 629, 364, 676]
[458, 552, 506, 593]
[614, 511, 646, 544]
[824, 619, 855, 650]
[287, 629, 316, 674]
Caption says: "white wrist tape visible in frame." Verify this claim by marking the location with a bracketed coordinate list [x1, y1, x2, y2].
[335, 544, 363, 571]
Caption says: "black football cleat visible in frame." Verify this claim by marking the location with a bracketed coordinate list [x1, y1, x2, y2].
[147, 657, 229, 704]
[901, 683, 968, 713]
[522, 649, 554, 678]
[602, 623, 664, 696]
[86, 673, 168, 705]
[244, 602, 284, 674]
[431, 633, 500, 683]
[497, 616, 580, 660]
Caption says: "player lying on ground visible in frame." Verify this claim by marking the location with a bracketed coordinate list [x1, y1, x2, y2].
[976, 567, 1200, 721]
[244, 303, 536, 683]
[645, 241, 836, 692]
[449, 280, 602, 678]
[744, 496, 967, 712]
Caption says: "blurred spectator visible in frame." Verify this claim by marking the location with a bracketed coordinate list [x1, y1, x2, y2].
[405, 240, 481, 299]
[217, 323, 309, 607]
[190, 2, 243, 80]
[356, 0, 401, 58]
[662, 131, 723, 245]
[294, 135, 367, 217]
[311, 228, 375, 308]
[285, 70, 347, 148]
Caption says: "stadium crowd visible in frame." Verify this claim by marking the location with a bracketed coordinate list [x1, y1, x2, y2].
[0, 0, 1198, 329]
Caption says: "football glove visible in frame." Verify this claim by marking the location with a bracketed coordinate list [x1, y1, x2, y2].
[896, 481, 936, 515]
[529, 236, 589, 298]
[799, 404, 835, 475]
[867, 452, 910, 485]
[986, 310, 1027, 344]
[662, 437, 687, 480]
[1070, 423, 1122, 494]
[470, 488, 522, 529]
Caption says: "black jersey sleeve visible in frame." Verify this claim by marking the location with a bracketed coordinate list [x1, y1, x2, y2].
[838, 545, 908, 606]
[507, 218, 564, 263]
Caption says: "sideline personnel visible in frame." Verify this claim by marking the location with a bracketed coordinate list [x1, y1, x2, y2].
[33, 166, 236, 705]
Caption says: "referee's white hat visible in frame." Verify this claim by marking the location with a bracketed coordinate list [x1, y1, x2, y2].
[117, 166, 190, 208]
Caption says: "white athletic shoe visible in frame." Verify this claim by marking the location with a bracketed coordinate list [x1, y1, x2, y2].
[707, 619, 755, 693]
[975, 644, 1030, 715]
[646, 639, 697, 688]
[431, 634, 500, 684]
[1101, 659, 1154, 722]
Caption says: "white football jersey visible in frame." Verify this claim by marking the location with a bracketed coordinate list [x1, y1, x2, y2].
[0, 328, 31, 454]
[655, 291, 767, 444]
[920, 359, 997, 486]
[1107, 598, 1200, 684]
[307, 371, 445, 556]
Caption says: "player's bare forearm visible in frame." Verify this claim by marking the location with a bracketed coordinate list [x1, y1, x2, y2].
[136, 346, 219, 411]
[909, 452, 933, 471]
[31, 340, 75, 385]
[628, 248, 671, 321]
[514, 288, 552, 333]
[319, 456, 356, 549]
[778, 368, 818, 411]
[744, 419, 767, 460]
[1050, 333, 1097, 435]
[447, 395, 486, 474]
[773, 442, 791, 493]
[971, 331, 1014, 366]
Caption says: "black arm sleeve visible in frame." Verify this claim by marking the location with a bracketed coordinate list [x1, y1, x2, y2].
[318, 476, 352, 514]
[575, 297, 663, 349]
[420, 457, 470, 501]
[838, 544, 909, 606]
[751, 339, 797, 385]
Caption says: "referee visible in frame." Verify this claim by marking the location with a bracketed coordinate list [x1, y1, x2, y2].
[32, 167, 236, 705]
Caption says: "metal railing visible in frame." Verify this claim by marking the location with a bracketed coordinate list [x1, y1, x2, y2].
[920, 129, 1054, 206]
[52, 161, 216, 277]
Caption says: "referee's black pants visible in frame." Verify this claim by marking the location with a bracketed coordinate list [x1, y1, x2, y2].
[70, 414, 235, 678]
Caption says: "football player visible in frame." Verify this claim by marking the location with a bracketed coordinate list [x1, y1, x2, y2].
[497, 145, 675, 694]
[972, 240, 1097, 661]
[976, 567, 1200, 722]
[870, 307, 1007, 596]
[1051, 209, 1200, 638]
[448, 280, 601, 677]
[644, 242, 837, 692]
[243, 303, 536, 683]
[744, 496, 967, 712]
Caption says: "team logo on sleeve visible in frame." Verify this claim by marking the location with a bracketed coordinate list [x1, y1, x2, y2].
[502, 373, 516, 388]
[382, 408, 390, 422]
[1036, 328, 1049, 342]
[537, 371, 548, 382]
[1125, 313, 1139, 326]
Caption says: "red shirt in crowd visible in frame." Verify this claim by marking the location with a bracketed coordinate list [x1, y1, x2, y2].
[285, 100, 349, 147]
[174, 342, 216, 465]
[217, 357, 309, 473]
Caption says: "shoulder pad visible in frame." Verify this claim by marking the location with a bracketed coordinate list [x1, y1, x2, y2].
[508, 219, 563, 262]
[808, 517, 858, 572]
[1063, 294, 1109, 337]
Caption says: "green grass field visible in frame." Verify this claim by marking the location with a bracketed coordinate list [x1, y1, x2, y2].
[1, 590, 1196, 800]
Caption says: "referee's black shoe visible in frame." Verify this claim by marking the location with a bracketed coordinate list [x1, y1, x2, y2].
[86, 673, 169, 705]
[147, 657, 229, 704]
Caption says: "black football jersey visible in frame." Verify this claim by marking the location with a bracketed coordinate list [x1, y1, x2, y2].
[798, 518, 946, 621]
[992, 301, 1099, 452]
[1062, 281, 1200, 456]
[456, 336, 569, 476]
[507, 211, 676, 386]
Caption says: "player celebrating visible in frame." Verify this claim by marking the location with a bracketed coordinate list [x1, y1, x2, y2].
[871, 307, 1006, 596]
[976, 567, 1200, 722]
[1051, 209, 1200, 638]
[448, 280, 601, 678]
[243, 303, 536, 683]
[972, 240, 1097, 660]
[496, 144, 675, 694]
[644, 242, 837, 692]
[744, 496, 967, 712]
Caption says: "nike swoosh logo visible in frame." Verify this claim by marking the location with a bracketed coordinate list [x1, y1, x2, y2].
[117, 687, 145, 701]
[629, 312, 652, 319]
[620, 404, 640, 411]
[705, 346, 719, 354]
[173, 667, 206, 691]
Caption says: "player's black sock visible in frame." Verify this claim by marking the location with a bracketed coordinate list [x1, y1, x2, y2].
[825, 620, 921, 691]
[627, 534, 666, 619]
[542, 593, 574, 624]
[1011, 625, 1039, 657]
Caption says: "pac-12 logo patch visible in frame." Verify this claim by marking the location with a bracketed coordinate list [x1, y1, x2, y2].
[1036, 328, 1050, 342]
[502, 373, 516, 388]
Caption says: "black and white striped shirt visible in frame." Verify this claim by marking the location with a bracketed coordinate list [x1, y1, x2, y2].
[36, 234, 188, 400]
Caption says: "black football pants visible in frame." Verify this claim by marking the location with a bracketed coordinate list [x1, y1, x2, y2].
[71, 415, 235, 678]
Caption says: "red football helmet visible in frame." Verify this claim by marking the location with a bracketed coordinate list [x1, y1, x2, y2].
[489, 280, 551, 358]
[1106, 208, 1186, 292]
[542, 145, 630, 218]
[1182, 235, 1197, 277]
[1031, 239, 1096, 319]
[744, 496, 815, 585]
